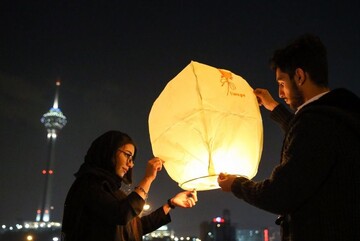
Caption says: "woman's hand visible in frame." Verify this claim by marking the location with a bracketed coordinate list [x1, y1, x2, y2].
[135, 157, 164, 200]
[144, 157, 164, 182]
[170, 190, 198, 208]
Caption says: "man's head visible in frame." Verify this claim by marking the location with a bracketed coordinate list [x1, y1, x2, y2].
[270, 34, 329, 110]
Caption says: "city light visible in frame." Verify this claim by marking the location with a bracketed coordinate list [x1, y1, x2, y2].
[143, 203, 151, 211]
[264, 228, 269, 241]
[212, 217, 225, 223]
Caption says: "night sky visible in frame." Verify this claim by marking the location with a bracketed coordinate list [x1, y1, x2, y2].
[1, 0, 359, 237]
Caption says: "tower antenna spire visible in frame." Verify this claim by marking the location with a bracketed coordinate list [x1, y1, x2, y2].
[53, 78, 61, 109]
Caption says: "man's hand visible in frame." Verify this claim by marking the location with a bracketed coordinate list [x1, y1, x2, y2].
[253, 88, 279, 111]
[218, 173, 237, 192]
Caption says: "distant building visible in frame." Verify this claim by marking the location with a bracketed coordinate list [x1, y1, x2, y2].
[235, 228, 268, 241]
[200, 209, 236, 241]
[200, 209, 280, 241]
[143, 225, 175, 240]
[143, 225, 200, 241]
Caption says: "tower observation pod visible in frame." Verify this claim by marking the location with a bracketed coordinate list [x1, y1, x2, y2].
[37, 80, 67, 222]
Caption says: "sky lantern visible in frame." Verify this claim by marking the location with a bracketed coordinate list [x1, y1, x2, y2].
[149, 61, 263, 191]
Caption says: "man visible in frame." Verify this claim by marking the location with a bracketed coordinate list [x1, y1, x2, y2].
[218, 34, 360, 241]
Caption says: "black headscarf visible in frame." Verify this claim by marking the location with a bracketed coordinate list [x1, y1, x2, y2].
[75, 130, 136, 185]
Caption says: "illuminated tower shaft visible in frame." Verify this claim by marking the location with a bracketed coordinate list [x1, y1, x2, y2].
[36, 80, 67, 222]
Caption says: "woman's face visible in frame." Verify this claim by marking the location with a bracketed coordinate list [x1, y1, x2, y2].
[114, 143, 135, 178]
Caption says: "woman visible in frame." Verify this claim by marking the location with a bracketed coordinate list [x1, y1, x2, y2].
[61, 130, 197, 241]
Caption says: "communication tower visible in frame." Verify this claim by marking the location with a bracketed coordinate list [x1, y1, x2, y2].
[36, 80, 67, 222]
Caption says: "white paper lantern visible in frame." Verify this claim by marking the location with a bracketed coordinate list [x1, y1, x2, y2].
[149, 61, 263, 191]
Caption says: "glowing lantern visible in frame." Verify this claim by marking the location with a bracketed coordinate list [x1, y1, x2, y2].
[148, 61, 263, 191]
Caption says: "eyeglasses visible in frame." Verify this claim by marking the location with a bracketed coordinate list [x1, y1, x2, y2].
[118, 149, 134, 164]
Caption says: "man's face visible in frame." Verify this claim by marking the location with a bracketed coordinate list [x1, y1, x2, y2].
[276, 68, 304, 110]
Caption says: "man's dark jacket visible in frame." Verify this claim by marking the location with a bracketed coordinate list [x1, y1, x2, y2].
[231, 89, 360, 241]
